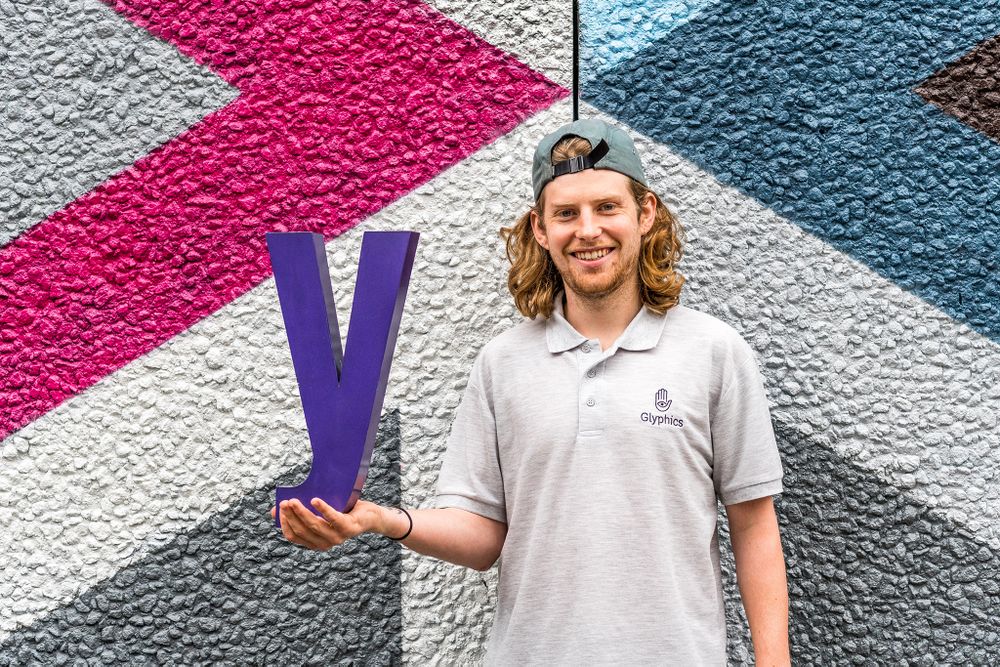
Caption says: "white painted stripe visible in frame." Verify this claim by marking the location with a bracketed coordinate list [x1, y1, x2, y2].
[390, 102, 1000, 662]
[368, 100, 995, 657]
[0, 0, 569, 649]
[3, 15, 997, 655]
[0, 0, 236, 245]
[424, 0, 573, 89]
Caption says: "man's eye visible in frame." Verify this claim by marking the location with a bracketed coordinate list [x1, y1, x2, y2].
[556, 210, 574, 218]
[599, 203, 617, 212]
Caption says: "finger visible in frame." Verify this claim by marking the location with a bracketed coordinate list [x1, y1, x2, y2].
[278, 502, 299, 543]
[290, 498, 335, 531]
[310, 497, 347, 527]
[280, 501, 326, 550]
[310, 498, 362, 540]
[270, 506, 276, 520]
[286, 500, 336, 548]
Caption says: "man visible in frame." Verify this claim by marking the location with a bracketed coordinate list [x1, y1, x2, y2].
[273, 119, 790, 665]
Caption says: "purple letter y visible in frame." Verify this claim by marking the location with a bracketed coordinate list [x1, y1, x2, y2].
[266, 231, 418, 525]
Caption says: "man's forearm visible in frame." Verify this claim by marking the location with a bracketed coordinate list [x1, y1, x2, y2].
[375, 506, 506, 571]
[727, 499, 790, 665]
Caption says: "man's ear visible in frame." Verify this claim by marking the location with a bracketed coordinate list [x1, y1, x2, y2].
[638, 192, 656, 235]
[530, 209, 549, 250]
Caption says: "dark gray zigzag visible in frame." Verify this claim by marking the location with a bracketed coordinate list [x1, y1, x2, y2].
[0, 413, 401, 666]
[720, 420, 1000, 666]
[7, 407, 999, 665]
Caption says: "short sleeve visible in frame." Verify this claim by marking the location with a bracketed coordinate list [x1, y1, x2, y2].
[711, 346, 784, 506]
[435, 361, 507, 523]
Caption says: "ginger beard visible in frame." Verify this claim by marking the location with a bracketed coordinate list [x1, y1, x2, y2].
[553, 226, 641, 304]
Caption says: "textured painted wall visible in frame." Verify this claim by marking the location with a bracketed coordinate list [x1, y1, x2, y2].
[0, 415, 402, 665]
[581, 0, 1000, 663]
[2, 0, 999, 665]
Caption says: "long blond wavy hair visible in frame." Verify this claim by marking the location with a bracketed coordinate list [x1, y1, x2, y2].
[501, 136, 685, 319]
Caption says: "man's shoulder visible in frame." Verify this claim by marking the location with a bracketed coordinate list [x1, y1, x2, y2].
[478, 316, 548, 360]
[666, 304, 743, 339]
[661, 304, 755, 357]
[465, 316, 550, 391]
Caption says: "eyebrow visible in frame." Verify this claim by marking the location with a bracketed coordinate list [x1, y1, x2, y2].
[549, 195, 626, 209]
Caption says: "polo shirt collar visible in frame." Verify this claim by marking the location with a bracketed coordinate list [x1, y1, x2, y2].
[544, 293, 668, 353]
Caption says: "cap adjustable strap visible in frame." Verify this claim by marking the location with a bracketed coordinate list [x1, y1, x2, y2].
[551, 139, 610, 178]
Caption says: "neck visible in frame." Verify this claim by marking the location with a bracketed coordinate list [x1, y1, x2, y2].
[563, 283, 643, 350]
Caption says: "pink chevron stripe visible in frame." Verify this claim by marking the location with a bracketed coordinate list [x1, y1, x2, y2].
[0, 0, 566, 440]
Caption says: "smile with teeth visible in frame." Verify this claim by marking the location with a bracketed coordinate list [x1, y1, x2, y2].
[572, 248, 612, 261]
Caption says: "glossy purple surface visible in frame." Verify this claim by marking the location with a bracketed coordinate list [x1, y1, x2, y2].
[266, 231, 418, 523]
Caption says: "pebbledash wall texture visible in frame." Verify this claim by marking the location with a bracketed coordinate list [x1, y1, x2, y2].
[1, 0, 999, 664]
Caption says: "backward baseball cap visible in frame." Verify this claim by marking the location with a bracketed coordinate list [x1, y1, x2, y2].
[531, 118, 647, 201]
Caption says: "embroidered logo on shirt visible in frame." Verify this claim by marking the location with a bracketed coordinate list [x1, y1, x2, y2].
[641, 388, 684, 428]
[654, 388, 672, 412]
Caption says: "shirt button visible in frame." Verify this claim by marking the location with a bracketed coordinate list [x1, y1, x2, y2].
[586, 369, 596, 378]
[586, 398, 595, 407]
[581, 343, 591, 353]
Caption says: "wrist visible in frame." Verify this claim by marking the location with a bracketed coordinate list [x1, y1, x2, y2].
[376, 505, 411, 539]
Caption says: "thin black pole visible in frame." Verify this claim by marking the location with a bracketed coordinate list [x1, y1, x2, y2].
[572, 0, 579, 121]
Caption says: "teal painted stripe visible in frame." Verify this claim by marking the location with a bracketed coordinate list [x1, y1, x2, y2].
[580, 0, 718, 71]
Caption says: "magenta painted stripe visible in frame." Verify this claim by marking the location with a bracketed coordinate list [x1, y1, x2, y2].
[0, 0, 566, 440]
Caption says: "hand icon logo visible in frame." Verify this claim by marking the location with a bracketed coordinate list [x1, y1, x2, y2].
[655, 388, 672, 412]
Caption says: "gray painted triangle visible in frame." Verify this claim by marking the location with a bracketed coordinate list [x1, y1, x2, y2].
[0, 413, 402, 665]
[0, 0, 237, 246]
[720, 420, 1000, 665]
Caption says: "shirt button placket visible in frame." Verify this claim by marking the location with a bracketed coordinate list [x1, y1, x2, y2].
[580, 341, 602, 434]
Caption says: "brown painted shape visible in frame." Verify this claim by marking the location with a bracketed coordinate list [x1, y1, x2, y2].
[915, 34, 1000, 143]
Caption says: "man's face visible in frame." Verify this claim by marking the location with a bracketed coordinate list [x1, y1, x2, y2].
[531, 168, 655, 303]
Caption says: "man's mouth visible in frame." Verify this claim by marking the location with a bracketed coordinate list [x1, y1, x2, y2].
[571, 248, 612, 261]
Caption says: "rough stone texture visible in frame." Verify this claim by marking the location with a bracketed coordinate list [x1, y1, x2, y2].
[625, 128, 1000, 550]
[3, 0, 1000, 664]
[623, 123, 1000, 662]
[772, 421, 1000, 666]
[0, 414, 402, 665]
[424, 0, 572, 89]
[357, 112, 558, 666]
[0, 283, 317, 637]
[0, 0, 237, 246]
[580, 0, 716, 71]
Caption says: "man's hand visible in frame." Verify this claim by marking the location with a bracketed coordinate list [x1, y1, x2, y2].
[270, 498, 384, 551]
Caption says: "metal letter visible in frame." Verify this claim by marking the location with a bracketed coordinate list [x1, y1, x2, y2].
[266, 231, 418, 525]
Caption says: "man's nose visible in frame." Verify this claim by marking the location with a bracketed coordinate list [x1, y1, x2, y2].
[576, 209, 601, 239]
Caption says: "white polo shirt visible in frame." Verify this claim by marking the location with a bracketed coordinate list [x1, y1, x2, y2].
[436, 298, 783, 665]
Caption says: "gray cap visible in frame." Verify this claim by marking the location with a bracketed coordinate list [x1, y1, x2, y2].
[531, 119, 647, 200]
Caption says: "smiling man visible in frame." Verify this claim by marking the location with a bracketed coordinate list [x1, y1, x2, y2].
[273, 119, 790, 665]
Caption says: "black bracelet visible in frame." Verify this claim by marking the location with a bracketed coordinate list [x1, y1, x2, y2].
[388, 508, 413, 541]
